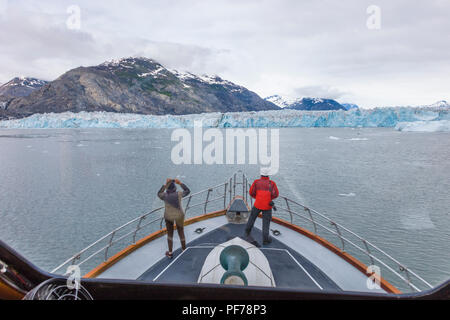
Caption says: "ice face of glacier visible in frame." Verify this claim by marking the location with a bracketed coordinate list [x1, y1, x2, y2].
[0, 106, 449, 130]
[395, 120, 450, 132]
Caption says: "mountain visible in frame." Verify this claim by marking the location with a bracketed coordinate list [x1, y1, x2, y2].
[0, 77, 48, 111]
[1, 57, 279, 119]
[264, 95, 347, 111]
[264, 95, 296, 108]
[341, 103, 359, 110]
[0, 77, 48, 98]
[287, 97, 346, 111]
[264, 95, 346, 111]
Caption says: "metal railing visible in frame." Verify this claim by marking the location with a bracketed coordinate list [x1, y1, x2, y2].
[51, 172, 243, 275]
[273, 195, 434, 292]
[236, 172, 432, 293]
[52, 171, 432, 293]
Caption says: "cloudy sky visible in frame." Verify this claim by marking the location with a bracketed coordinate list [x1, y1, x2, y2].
[0, 0, 449, 108]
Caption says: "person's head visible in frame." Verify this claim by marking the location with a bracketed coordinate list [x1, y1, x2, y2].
[260, 167, 271, 177]
[166, 179, 176, 192]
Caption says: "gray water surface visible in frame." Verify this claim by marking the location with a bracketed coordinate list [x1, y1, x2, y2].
[0, 128, 449, 289]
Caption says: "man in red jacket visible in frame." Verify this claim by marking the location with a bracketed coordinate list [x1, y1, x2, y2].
[245, 167, 279, 245]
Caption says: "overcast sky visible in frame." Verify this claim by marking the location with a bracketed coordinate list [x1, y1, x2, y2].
[0, 0, 449, 108]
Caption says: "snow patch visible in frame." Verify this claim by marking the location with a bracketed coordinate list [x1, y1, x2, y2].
[138, 66, 165, 78]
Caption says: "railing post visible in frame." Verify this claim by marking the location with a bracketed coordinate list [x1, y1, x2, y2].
[242, 173, 245, 198]
[104, 231, 116, 261]
[284, 197, 293, 224]
[185, 195, 192, 213]
[229, 178, 232, 200]
[133, 216, 145, 244]
[249, 183, 253, 207]
[362, 239, 374, 265]
[304, 207, 317, 234]
[204, 188, 212, 214]
[224, 182, 228, 209]
[331, 222, 345, 251]
[233, 173, 236, 198]
[71, 255, 81, 267]
[245, 177, 248, 204]
[399, 265, 415, 291]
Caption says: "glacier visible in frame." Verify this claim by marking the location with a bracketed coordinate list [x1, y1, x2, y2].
[395, 120, 450, 132]
[0, 106, 449, 131]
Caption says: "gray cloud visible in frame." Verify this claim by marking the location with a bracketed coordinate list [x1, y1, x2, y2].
[0, 0, 449, 108]
[292, 86, 347, 100]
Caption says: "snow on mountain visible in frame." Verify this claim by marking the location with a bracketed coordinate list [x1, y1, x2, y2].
[287, 97, 345, 111]
[264, 95, 346, 111]
[100, 57, 244, 88]
[2, 57, 278, 119]
[0, 77, 48, 98]
[1, 105, 449, 131]
[264, 95, 298, 108]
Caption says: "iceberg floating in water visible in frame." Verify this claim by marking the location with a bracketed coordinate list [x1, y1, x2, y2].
[338, 192, 356, 197]
[0, 106, 449, 129]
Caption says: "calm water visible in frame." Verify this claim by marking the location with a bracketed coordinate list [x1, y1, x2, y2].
[0, 128, 449, 289]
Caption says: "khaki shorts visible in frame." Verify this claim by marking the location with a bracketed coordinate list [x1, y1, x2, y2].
[164, 209, 185, 227]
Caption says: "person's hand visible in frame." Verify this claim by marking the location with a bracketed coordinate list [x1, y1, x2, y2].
[174, 179, 181, 185]
[165, 178, 173, 187]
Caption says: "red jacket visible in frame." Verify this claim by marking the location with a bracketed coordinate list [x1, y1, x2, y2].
[249, 176, 279, 210]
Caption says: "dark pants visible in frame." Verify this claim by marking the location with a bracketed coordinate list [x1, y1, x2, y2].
[245, 206, 272, 243]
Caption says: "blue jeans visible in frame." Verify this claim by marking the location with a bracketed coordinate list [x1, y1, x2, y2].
[245, 206, 272, 243]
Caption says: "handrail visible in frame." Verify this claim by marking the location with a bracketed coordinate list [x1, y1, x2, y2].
[239, 172, 432, 292]
[51, 170, 432, 293]
[52, 173, 239, 274]
[274, 195, 433, 292]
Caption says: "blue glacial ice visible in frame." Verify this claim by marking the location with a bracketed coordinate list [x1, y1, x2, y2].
[0, 106, 449, 131]
[395, 120, 450, 132]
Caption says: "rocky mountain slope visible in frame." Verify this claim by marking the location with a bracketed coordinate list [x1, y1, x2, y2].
[0, 77, 48, 111]
[1, 57, 278, 119]
[0, 77, 48, 97]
